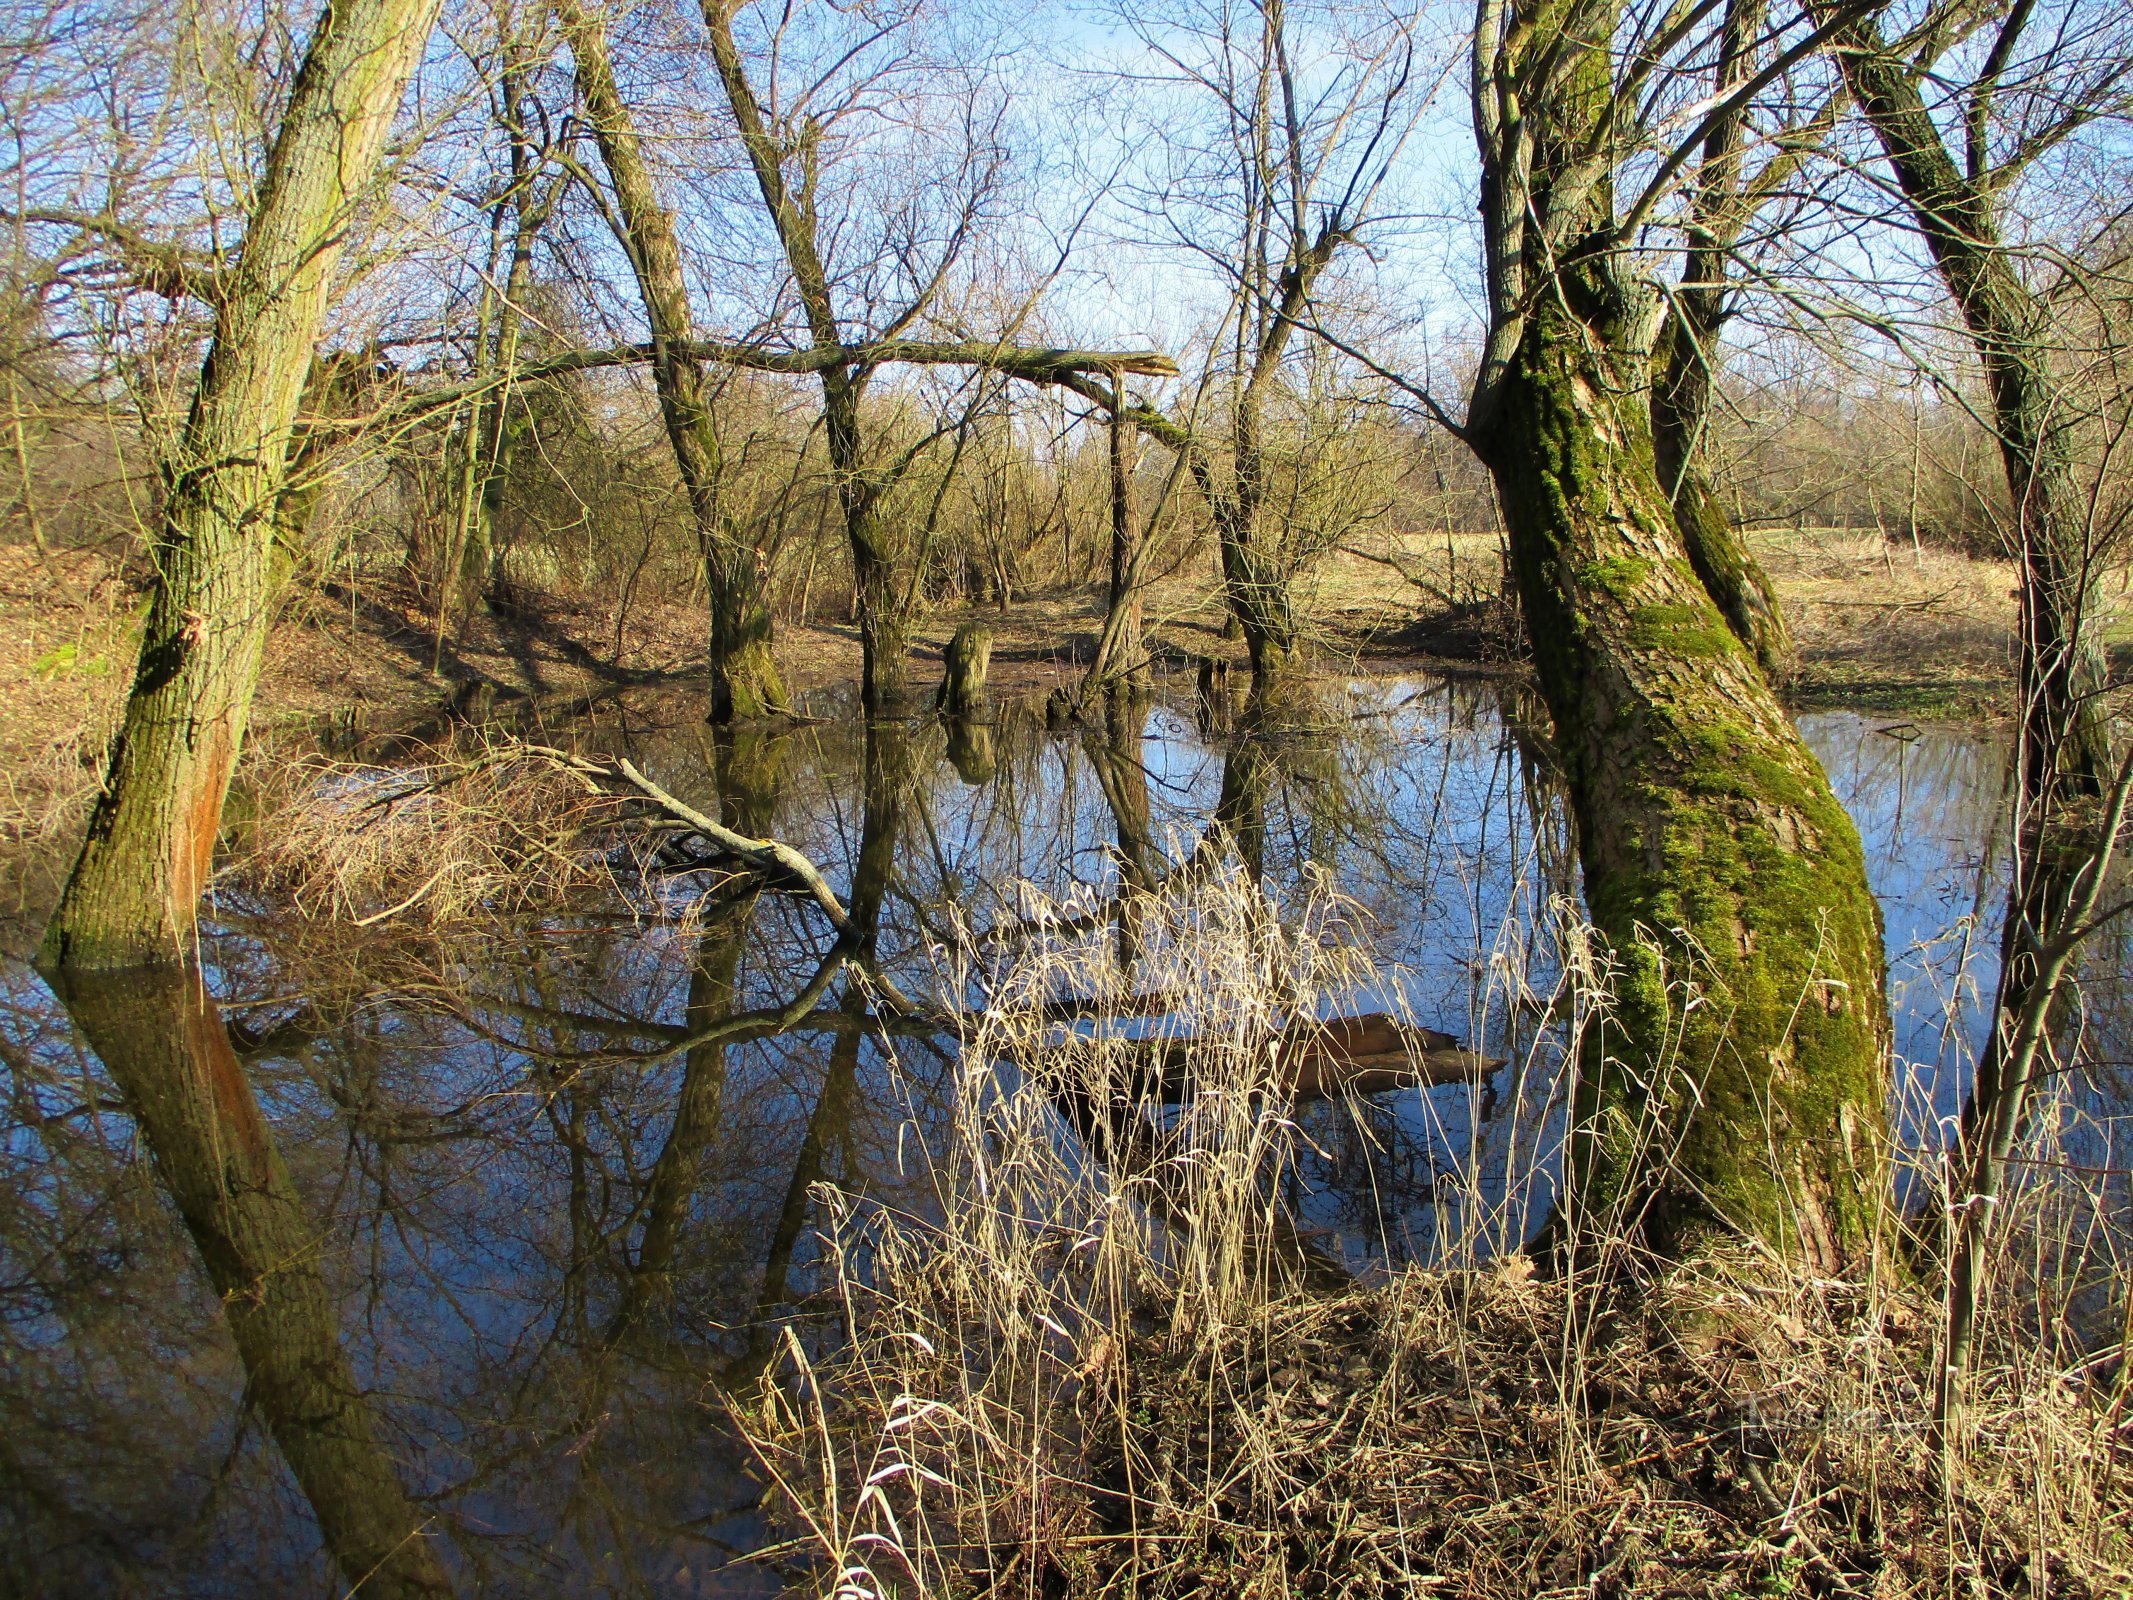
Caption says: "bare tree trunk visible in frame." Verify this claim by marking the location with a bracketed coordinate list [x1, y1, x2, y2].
[1829, 17, 2114, 796]
[559, 0, 787, 721]
[1103, 372, 1148, 690]
[455, 57, 551, 615]
[56, 968, 453, 1596]
[1647, 0, 1794, 679]
[39, 0, 443, 971]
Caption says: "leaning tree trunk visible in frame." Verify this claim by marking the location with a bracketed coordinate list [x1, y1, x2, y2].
[1832, 24, 2113, 797]
[559, 0, 786, 721]
[39, 0, 442, 972]
[1473, 301, 1891, 1267]
[56, 967, 453, 1597]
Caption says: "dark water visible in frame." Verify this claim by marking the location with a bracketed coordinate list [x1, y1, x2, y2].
[1, 674, 2124, 1597]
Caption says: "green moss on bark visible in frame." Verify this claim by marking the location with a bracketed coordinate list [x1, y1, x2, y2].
[1476, 303, 1889, 1268]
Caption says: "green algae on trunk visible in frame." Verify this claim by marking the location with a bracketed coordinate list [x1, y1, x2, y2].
[1474, 310, 1890, 1267]
[40, 0, 443, 972]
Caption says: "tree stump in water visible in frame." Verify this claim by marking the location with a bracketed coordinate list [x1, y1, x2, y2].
[1196, 656, 1234, 731]
[936, 621, 993, 720]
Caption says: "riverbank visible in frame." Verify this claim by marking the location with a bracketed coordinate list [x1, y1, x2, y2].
[0, 525, 2096, 946]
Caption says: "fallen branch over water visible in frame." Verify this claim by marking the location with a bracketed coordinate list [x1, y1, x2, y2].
[519, 743, 853, 933]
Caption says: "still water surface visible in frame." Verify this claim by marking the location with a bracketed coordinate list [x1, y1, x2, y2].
[1, 673, 2119, 1596]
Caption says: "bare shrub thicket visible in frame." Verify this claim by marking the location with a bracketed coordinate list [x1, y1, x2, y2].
[741, 872, 2129, 1599]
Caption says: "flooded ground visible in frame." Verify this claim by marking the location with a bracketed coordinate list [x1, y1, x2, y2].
[2, 673, 2124, 1596]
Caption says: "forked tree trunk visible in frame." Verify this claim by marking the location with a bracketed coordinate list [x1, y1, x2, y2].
[57, 967, 453, 1597]
[1472, 303, 1890, 1265]
[39, 0, 442, 972]
[454, 66, 547, 614]
[559, 0, 786, 721]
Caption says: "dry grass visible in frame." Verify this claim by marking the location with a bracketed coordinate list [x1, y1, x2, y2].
[225, 740, 647, 925]
[738, 870, 2131, 1600]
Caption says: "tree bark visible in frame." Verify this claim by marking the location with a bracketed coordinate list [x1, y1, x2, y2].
[1467, 0, 1891, 1265]
[558, 0, 787, 721]
[1828, 16, 2114, 796]
[1102, 371, 1148, 691]
[39, 0, 442, 971]
[1647, 0, 1793, 679]
[1651, 313, 1792, 679]
[935, 619, 992, 720]
[55, 967, 453, 1596]
[1472, 301, 1890, 1265]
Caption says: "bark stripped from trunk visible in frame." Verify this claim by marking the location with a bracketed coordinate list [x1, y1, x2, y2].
[57, 967, 453, 1596]
[40, 0, 443, 971]
[559, 0, 787, 721]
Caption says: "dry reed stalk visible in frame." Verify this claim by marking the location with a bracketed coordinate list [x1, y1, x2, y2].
[225, 740, 647, 925]
[738, 871, 2131, 1600]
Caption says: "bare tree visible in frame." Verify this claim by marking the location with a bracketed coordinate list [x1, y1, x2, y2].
[557, 0, 789, 718]
[39, 0, 447, 970]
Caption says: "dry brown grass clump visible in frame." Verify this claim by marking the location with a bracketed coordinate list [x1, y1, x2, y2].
[226, 742, 645, 924]
[739, 873, 2131, 1600]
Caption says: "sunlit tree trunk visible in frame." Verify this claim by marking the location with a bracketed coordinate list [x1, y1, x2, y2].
[558, 0, 787, 720]
[39, 0, 443, 971]
[1469, 7, 1889, 1266]
[1647, 0, 1793, 678]
[701, 5, 916, 714]
[1828, 16, 2114, 797]
[1102, 373, 1148, 691]
[56, 968, 453, 1597]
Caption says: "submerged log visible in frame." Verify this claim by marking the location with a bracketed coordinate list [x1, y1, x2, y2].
[1090, 1011, 1497, 1105]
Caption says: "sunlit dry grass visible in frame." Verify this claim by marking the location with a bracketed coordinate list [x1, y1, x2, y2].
[226, 740, 646, 924]
[740, 868, 2131, 1599]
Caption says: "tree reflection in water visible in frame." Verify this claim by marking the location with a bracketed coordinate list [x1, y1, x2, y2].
[1, 676, 2111, 1596]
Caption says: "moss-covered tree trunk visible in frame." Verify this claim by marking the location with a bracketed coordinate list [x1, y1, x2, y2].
[559, 0, 786, 721]
[39, 0, 441, 972]
[56, 967, 453, 1596]
[1646, 0, 1792, 679]
[1468, 0, 1890, 1265]
[1472, 303, 1890, 1264]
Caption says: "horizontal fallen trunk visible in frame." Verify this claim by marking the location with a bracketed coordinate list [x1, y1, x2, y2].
[1085, 1010, 1498, 1106]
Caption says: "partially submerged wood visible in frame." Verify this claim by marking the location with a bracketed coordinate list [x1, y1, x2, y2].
[524, 743, 853, 932]
[1091, 1010, 1498, 1106]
